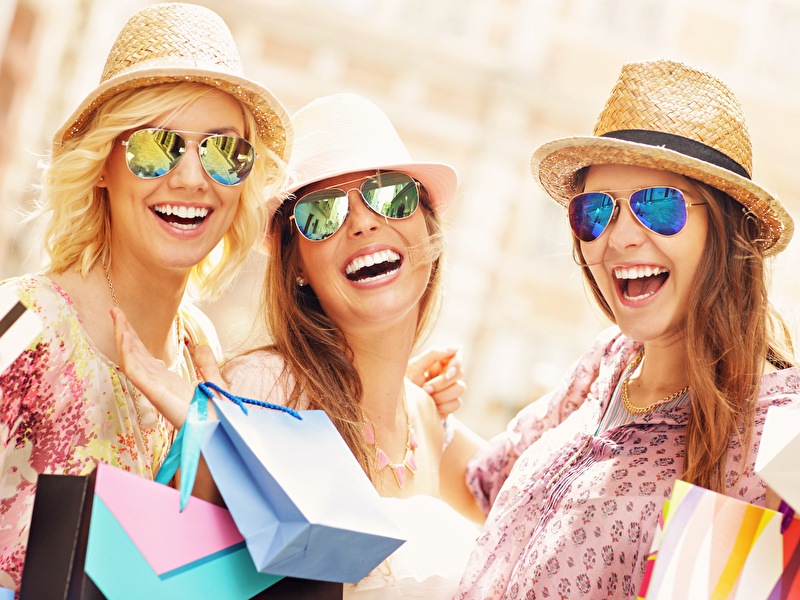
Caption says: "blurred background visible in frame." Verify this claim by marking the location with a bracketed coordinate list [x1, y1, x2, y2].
[2, 0, 799, 438]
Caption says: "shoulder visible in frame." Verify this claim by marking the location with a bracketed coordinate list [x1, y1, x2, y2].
[757, 367, 800, 406]
[221, 349, 299, 408]
[406, 380, 445, 449]
[2, 273, 74, 316]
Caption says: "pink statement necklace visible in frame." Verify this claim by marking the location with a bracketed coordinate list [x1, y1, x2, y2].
[363, 399, 418, 488]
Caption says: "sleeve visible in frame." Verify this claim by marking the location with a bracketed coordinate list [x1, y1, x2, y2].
[466, 326, 623, 514]
[221, 351, 297, 409]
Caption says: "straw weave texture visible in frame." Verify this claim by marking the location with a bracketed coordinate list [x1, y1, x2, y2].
[531, 59, 793, 256]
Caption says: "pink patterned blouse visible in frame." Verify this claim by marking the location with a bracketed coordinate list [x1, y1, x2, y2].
[457, 327, 800, 599]
[0, 274, 221, 592]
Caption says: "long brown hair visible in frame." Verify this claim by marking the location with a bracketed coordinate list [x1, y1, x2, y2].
[574, 171, 795, 493]
[254, 181, 445, 480]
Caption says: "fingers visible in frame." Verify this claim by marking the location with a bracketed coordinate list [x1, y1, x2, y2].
[191, 344, 224, 386]
[406, 345, 462, 387]
[434, 397, 463, 419]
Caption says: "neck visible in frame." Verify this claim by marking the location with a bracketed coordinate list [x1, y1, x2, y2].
[629, 339, 690, 398]
[347, 319, 416, 424]
[102, 259, 188, 363]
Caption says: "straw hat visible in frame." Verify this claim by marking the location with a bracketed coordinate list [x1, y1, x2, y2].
[52, 2, 292, 162]
[269, 93, 457, 220]
[531, 59, 793, 255]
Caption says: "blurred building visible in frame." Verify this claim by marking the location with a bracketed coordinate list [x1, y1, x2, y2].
[2, 0, 799, 437]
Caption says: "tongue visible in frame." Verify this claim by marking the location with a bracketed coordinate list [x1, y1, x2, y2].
[627, 273, 667, 297]
[348, 261, 398, 281]
[158, 213, 202, 226]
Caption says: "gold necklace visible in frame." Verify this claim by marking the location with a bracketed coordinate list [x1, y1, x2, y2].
[102, 261, 182, 434]
[362, 394, 418, 488]
[620, 350, 689, 415]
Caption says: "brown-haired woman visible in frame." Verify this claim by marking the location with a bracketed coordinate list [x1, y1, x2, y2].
[114, 93, 482, 598]
[455, 59, 800, 598]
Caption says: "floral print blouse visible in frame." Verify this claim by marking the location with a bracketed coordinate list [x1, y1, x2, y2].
[0, 274, 221, 592]
[456, 326, 800, 599]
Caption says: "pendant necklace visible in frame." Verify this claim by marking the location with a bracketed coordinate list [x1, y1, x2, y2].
[363, 392, 418, 488]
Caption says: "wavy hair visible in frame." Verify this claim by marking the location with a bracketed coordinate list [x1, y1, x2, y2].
[252, 182, 445, 480]
[573, 169, 796, 493]
[34, 82, 286, 300]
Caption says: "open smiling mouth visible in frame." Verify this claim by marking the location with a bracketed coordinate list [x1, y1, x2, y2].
[614, 266, 669, 301]
[345, 250, 402, 283]
[153, 204, 210, 231]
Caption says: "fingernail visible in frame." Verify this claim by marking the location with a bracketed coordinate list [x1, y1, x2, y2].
[445, 366, 457, 380]
[423, 384, 434, 394]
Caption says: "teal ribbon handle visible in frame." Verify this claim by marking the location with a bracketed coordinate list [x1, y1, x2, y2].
[155, 382, 302, 511]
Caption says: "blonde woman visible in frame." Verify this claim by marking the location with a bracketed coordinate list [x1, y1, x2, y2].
[0, 3, 291, 591]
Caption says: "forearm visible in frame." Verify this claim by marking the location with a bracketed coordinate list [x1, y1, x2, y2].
[439, 419, 487, 524]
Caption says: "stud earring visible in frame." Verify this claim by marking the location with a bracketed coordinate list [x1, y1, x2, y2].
[296, 276, 307, 286]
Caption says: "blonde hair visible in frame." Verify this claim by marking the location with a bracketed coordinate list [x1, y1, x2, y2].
[574, 170, 796, 493]
[35, 82, 286, 300]
[252, 184, 445, 480]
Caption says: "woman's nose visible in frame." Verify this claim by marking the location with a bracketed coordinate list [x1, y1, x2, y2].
[606, 199, 646, 249]
[345, 190, 381, 237]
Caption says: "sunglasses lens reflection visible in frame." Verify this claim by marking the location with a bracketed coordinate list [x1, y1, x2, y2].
[125, 129, 184, 178]
[569, 192, 614, 242]
[361, 172, 419, 219]
[200, 135, 256, 185]
[124, 129, 255, 186]
[629, 187, 687, 236]
[293, 190, 349, 241]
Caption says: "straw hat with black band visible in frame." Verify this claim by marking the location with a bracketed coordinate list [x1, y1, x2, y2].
[531, 59, 793, 256]
[53, 2, 292, 163]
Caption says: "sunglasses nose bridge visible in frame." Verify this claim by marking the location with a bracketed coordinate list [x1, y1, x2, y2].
[345, 187, 383, 234]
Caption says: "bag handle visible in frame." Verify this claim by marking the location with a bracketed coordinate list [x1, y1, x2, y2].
[155, 382, 302, 510]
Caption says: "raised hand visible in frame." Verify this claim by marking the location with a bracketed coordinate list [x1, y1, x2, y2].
[406, 345, 466, 419]
[111, 307, 196, 428]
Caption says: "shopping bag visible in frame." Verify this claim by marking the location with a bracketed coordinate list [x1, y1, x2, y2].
[162, 382, 405, 584]
[203, 397, 406, 583]
[755, 405, 800, 512]
[19, 470, 103, 599]
[637, 480, 800, 599]
[20, 464, 341, 599]
[84, 463, 282, 599]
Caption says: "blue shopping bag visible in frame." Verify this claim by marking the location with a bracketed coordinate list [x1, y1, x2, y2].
[162, 383, 405, 584]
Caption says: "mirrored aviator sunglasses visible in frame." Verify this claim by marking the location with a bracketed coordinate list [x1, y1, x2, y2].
[568, 186, 706, 242]
[291, 171, 421, 242]
[121, 128, 256, 186]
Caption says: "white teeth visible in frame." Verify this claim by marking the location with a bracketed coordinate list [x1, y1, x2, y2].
[345, 250, 401, 276]
[153, 204, 209, 219]
[614, 266, 668, 280]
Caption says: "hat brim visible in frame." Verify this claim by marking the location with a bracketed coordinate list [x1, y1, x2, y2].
[531, 136, 793, 256]
[276, 161, 458, 216]
[53, 66, 293, 163]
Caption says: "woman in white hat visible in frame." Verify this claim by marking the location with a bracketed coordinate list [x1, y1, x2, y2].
[454, 60, 800, 598]
[0, 3, 292, 591]
[113, 92, 482, 598]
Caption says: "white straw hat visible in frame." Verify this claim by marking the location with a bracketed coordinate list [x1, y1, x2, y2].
[52, 2, 292, 162]
[269, 93, 457, 221]
[531, 59, 793, 255]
